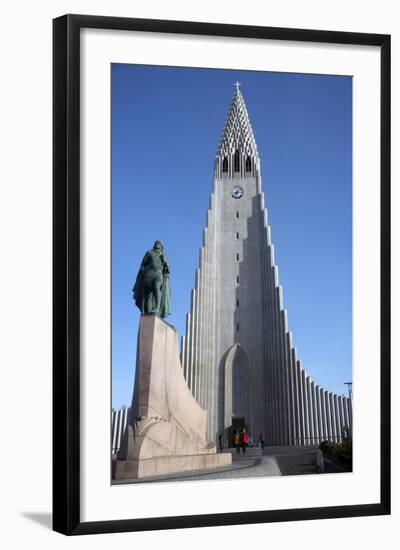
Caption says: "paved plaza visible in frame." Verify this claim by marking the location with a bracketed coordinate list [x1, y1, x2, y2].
[112, 446, 342, 485]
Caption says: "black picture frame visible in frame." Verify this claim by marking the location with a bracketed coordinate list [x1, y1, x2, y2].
[53, 14, 391, 536]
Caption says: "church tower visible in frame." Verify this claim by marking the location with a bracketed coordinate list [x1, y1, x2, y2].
[181, 85, 352, 446]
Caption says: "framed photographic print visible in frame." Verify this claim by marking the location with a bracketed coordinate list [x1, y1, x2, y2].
[53, 14, 390, 535]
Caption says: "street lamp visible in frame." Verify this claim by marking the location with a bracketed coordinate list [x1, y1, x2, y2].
[344, 382, 353, 401]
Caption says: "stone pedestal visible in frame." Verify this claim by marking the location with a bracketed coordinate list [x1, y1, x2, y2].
[114, 314, 231, 479]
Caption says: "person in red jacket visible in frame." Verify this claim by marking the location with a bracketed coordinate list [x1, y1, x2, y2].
[241, 429, 249, 453]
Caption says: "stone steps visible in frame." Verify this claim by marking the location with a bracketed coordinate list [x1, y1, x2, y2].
[225, 445, 324, 474]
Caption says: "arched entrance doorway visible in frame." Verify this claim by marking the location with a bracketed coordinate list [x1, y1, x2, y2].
[223, 343, 253, 446]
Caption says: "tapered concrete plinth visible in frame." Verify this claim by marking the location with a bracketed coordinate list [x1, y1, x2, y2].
[114, 314, 231, 480]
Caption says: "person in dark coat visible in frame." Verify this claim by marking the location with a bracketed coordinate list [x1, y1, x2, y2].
[218, 431, 224, 453]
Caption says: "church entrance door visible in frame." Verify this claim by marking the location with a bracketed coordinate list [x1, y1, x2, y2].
[228, 416, 245, 447]
[232, 416, 245, 432]
[223, 343, 253, 447]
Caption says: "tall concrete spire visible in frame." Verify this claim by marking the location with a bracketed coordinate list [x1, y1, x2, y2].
[214, 88, 260, 179]
[181, 87, 352, 446]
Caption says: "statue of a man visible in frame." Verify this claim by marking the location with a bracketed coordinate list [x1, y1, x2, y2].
[132, 241, 171, 318]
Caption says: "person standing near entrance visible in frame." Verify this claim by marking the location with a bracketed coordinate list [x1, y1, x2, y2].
[233, 430, 241, 453]
[218, 431, 224, 453]
[259, 431, 265, 450]
[241, 429, 249, 453]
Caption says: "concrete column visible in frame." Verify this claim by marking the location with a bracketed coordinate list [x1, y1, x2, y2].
[276, 279, 285, 445]
[338, 396, 345, 442]
[263, 237, 274, 445]
[289, 358, 297, 446]
[333, 395, 341, 443]
[186, 312, 193, 390]
[310, 379, 316, 444]
[273, 293, 280, 445]
[314, 384, 322, 445]
[199, 252, 207, 409]
[325, 391, 332, 442]
[342, 397, 350, 434]
[279, 308, 290, 445]
[202, 242, 209, 411]
[291, 348, 300, 445]
[193, 271, 201, 401]
[258, 220, 266, 438]
[113, 406, 129, 455]
[263, 254, 273, 443]
[319, 388, 327, 441]
[206, 213, 215, 437]
[338, 396, 344, 442]
[270, 269, 280, 445]
[347, 396, 353, 433]
[202, 220, 211, 408]
[207, 229, 213, 414]
[296, 359, 305, 445]
[197, 252, 204, 407]
[306, 376, 313, 445]
[342, 397, 349, 436]
[286, 332, 296, 445]
[111, 410, 117, 453]
[181, 335, 186, 371]
[333, 394, 342, 443]
[329, 393, 337, 443]
[301, 368, 309, 445]
[311, 382, 319, 444]
[183, 315, 189, 380]
[208, 262, 215, 434]
[274, 284, 284, 444]
[189, 290, 197, 396]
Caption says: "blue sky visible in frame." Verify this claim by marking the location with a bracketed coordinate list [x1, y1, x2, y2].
[111, 64, 352, 410]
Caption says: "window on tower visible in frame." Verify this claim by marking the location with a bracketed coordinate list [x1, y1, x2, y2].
[245, 157, 252, 172]
[234, 151, 240, 172]
[222, 157, 228, 172]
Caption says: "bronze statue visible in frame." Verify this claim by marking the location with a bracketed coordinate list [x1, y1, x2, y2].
[133, 241, 171, 318]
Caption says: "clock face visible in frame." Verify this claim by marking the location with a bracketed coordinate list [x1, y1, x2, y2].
[232, 185, 244, 199]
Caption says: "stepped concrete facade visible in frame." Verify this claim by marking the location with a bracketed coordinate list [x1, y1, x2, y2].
[181, 87, 352, 446]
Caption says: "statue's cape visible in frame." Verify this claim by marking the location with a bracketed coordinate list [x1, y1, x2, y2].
[160, 275, 171, 319]
[132, 266, 145, 311]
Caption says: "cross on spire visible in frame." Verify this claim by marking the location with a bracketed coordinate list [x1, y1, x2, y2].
[234, 81, 241, 92]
